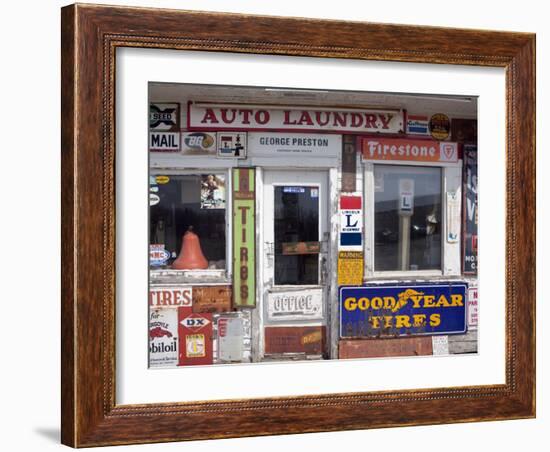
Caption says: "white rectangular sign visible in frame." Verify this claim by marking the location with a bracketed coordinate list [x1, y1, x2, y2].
[468, 282, 479, 329]
[446, 191, 461, 243]
[188, 103, 404, 133]
[248, 132, 341, 158]
[149, 286, 193, 309]
[149, 308, 178, 368]
[217, 317, 244, 362]
[399, 179, 415, 213]
[149, 132, 180, 152]
[267, 288, 324, 321]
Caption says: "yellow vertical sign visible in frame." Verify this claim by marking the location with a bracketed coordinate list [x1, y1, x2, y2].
[338, 251, 364, 286]
[232, 168, 256, 307]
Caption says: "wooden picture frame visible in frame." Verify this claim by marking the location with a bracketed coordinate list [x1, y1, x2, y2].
[61, 3, 535, 447]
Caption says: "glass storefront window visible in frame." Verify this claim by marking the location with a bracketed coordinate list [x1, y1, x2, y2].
[149, 173, 227, 270]
[374, 165, 442, 272]
[273, 185, 320, 285]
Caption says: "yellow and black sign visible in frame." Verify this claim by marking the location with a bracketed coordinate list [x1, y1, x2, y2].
[338, 251, 363, 286]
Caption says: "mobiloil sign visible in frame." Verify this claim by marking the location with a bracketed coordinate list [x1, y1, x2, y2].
[340, 283, 467, 338]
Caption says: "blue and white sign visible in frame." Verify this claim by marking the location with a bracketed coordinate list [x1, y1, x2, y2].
[150, 244, 170, 266]
[340, 282, 467, 338]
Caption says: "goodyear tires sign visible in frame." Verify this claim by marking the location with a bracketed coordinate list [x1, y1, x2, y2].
[340, 283, 467, 338]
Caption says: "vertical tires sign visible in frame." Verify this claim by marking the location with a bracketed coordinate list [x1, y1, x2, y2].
[232, 168, 256, 307]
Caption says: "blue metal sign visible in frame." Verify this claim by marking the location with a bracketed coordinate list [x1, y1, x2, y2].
[340, 282, 467, 338]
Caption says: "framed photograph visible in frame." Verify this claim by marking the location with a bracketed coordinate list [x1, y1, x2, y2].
[61, 3, 535, 447]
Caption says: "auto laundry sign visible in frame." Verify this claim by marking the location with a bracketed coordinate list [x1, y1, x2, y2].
[340, 283, 467, 338]
[360, 137, 458, 163]
[188, 103, 404, 134]
[248, 133, 341, 158]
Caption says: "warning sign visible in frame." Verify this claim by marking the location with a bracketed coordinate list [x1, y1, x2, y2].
[338, 251, 363, 286]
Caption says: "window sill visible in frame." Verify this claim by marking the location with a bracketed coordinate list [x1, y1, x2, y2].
[149, 268, 230, 285]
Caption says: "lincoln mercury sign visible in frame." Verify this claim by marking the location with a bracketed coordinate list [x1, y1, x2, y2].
[188, 103, 404, 134]
[340, 283, 467, 338]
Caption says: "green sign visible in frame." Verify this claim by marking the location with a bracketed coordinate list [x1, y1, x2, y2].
[232, 168, 256, 307]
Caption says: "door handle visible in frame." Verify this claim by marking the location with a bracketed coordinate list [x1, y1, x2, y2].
[320, 256, 328, 284]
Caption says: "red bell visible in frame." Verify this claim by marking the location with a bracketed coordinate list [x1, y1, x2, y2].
[172, 227, 209, 270]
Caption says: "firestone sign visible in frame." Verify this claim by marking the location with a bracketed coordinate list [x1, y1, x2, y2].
[188, 103, 404, 134]
[360, 137, 458, 163]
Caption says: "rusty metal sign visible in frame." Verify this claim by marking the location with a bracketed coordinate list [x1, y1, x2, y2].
[149, 286, 193, 309]
[217, 316, 244, 362]
[178, 308, 213, 366]
[266, 288, 324, 322]
[338, 337, 433, 359]
[341, 135, 357, 192]
[232, 168, 256, 307]
[192, 286, 232, 313]
[282, 241, 320, 255]
[337, 251, 363, 286]
[264, 326, 326, 355]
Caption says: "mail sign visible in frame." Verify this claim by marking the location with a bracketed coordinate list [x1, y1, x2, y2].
[340, 283, 467, 338]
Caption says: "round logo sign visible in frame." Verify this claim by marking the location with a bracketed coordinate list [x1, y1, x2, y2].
[155, 175, 170, 184]
[429, 113, 451, 141]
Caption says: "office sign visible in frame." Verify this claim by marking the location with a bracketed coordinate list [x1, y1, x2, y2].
[266, 288, 324, 322]
[340, 283, 467, 338]
[188, 103, 404, 133]
[361, 137, 458, 163]
[232, 168, 256, 307]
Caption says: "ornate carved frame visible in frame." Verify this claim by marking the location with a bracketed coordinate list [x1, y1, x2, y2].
[61, 3, 535, 447]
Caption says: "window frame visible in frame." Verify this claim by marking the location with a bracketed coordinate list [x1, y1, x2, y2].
[149, 167, 233, 283]
[363, 158, 463, 280]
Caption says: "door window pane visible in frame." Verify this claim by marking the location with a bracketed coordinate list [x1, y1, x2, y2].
[374, 165, 442, 271]
[149, 174, 227, 270]
[274, 186, 320, 285]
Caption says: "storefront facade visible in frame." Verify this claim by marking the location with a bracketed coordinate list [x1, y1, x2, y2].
[148, 85, 478, 367]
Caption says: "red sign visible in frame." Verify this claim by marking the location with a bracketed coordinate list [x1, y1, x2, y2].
[178, 308, 213, 366]
[360, 137, 458, 163]
[149, 286, 192, 308]
[264, 326, 326, 355]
